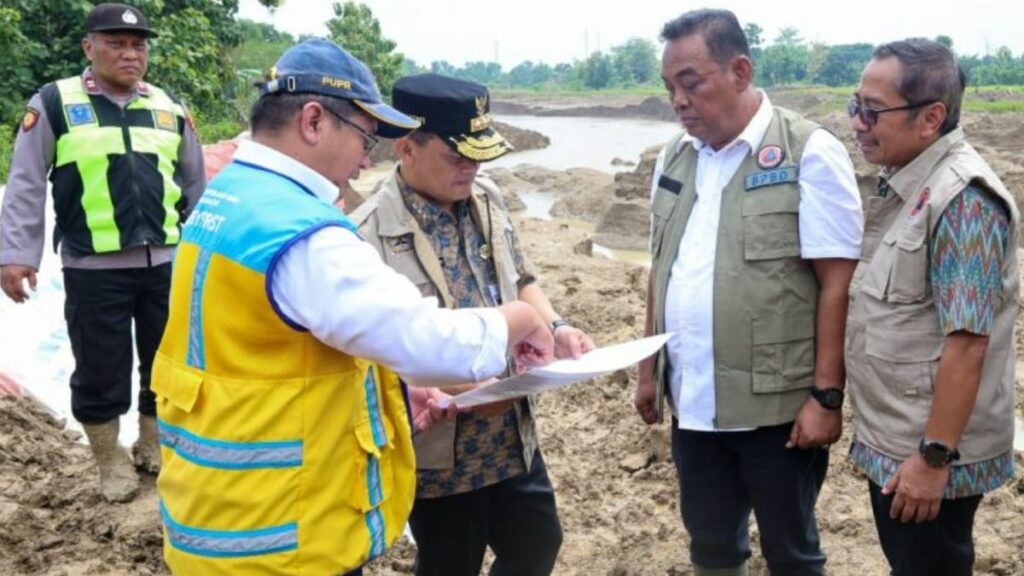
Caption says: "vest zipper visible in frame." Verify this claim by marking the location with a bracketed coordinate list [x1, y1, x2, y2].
[121, 105, 147, 255]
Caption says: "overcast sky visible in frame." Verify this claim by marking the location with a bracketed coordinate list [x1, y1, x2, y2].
[237, 0, 1023, 69]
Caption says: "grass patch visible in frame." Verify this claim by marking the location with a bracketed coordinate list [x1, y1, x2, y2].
[196, 119, 245, 144]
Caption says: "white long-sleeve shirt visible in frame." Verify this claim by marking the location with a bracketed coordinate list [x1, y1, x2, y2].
[230, 141, 509, 385]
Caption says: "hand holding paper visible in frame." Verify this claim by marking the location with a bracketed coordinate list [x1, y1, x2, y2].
[442, 333, 673, 409]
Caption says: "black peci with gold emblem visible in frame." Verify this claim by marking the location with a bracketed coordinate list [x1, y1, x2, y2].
[392, 73, 514, 162]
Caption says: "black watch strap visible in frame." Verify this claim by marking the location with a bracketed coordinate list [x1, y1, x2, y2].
[919, 438, 960, 468]
[809, 387, 844, 410]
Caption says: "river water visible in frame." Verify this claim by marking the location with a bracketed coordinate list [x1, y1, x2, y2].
[1, 114, 1022, 451]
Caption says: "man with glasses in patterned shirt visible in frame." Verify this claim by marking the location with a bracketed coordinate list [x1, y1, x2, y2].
[846, 38, 1019, 576]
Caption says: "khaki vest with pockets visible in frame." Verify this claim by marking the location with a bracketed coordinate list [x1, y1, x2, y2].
[845, 128, 1019, 463]
[352, 168, 539, 471]
[650, 107, 820, 428]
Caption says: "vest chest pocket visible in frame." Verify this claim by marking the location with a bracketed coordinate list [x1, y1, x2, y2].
[742, 188, 801, 261]
[384, 243, 436, 298]
[884, 229, 929, 304]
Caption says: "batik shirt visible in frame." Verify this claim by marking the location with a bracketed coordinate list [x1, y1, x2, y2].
[398, 175, 535, 498]
[851, 184, 1015, 499]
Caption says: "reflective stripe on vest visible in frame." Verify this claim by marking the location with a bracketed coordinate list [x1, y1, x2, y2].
[362, 367, 389, 555]
[160, 501, 299, 558]
[158, 419, 303, 469]
[187, 248, 214, 370]
[53, 76, 184, 253]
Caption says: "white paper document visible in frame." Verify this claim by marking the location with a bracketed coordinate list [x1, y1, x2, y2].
[441, 333, 673, 408]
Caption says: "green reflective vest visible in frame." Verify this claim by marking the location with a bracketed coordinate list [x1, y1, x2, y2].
[43, 75, 186, 256]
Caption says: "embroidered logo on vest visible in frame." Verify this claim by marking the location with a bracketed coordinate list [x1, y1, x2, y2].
[66, 104, 96, 126]
[387, 236, 413, 254]
[910, 187, 930, 218]
[757, 145, 784, 169]
[154, 110, 177, 131]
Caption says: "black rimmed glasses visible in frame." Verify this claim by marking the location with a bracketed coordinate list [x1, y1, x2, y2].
[323, 106, 379, 154]
[847, 97, 938, 127]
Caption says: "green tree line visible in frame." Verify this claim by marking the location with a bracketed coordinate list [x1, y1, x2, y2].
[4, 1, 1024, 183]
[417, 26, 1024, 91]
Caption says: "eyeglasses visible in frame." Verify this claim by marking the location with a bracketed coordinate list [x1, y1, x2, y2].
[323, 106, 379, 154]
[847, 97, 938, 127]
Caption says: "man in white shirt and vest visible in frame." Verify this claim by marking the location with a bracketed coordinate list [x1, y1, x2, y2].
[0, 3, 206, 503]
[846, 39, 1019, 576]
[635, 9, 863, 575]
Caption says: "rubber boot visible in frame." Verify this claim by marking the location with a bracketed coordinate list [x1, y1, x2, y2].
[693, 561, 750, 576]
[133, 414, 162, 474]
[83, 419, 139, 503]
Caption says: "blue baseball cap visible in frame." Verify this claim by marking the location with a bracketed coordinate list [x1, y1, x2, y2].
[261, 39, 419, 138]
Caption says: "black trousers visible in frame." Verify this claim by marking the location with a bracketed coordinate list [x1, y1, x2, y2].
[868, 481, 983, 576]
[63, 264, 171, 424]
[408, 450, 562, 576]
[671, 422, 829, 575]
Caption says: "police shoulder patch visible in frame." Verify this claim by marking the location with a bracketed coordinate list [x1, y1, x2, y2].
[21, 108, 40, 132]
[65, 103, 96, 126]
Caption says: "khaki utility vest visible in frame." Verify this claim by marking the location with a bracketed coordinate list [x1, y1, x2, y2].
[650, 107, 821, 428]
[846, 128, 1019, 463]
[353, 167, 538, 471]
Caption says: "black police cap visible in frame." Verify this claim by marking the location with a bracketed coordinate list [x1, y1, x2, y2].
[85, 3, 157, 38]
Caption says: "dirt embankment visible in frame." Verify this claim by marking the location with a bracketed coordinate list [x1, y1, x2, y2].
[4, 93, 1024, 576]
[493, 96, 677, 122]
[0, 396, 164, 576]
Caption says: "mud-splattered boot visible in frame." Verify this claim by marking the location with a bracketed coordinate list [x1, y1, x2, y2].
[132, 414, 161, 474]
[83, 419, 139, 503]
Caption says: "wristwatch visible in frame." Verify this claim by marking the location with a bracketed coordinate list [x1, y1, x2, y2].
[550, 319, 571, 334]
[809, 387, 844, 410]
[919, 439, 960, 468]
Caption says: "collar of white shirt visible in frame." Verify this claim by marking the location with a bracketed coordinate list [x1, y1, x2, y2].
[232, 139, 340, 205]
[678, 90, 775, 157]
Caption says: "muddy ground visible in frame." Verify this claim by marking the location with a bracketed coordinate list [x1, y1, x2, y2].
[2, 91, 1024, 575]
